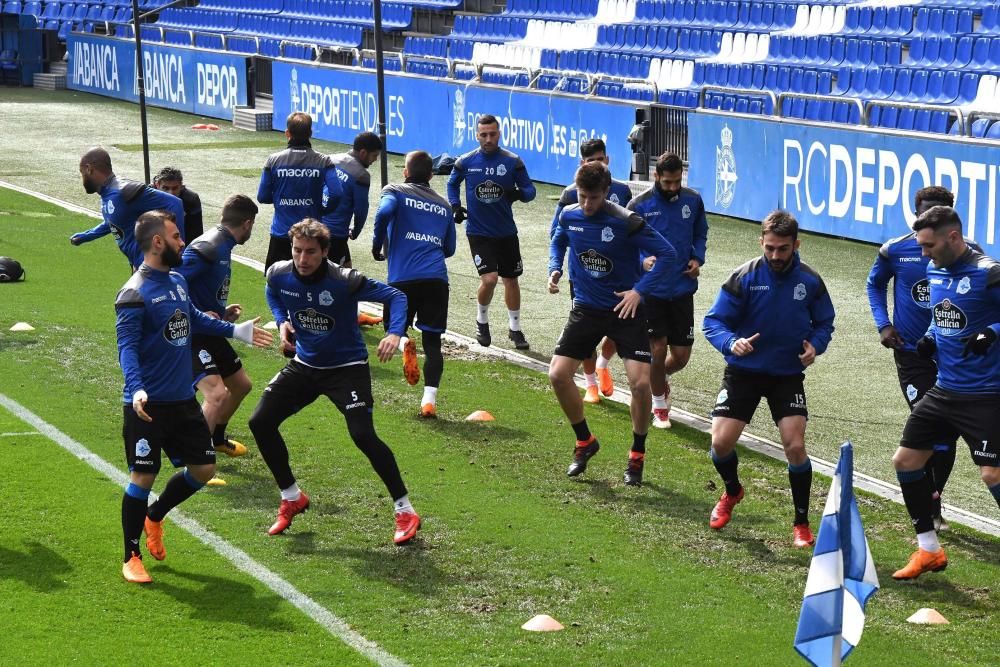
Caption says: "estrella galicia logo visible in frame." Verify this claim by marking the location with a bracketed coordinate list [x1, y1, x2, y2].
[110, 223, 124, 242]
[933, 298, 967, 336]
[793, 283, 807, 301]
[135, 438, 151, 458]
[601, 226, 614, 243]
[578, 248, 613, 278]
[715, 124, 737, 210]
[217, 277, 231, 304]
[910, 278, 930, 308]
[475, 180, 504, 204]
[290, 68, 301, 112]
[319, 290, 333, 306]
[294, 307, 333, 332]
[163, 308, 190, 346]
[957, 276, 971, 295]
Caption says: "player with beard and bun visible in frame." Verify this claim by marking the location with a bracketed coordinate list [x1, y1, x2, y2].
[115, 210, 272, 583]
[866, 186, 977, 531]
[702, 210, 835, 547]
[249, 219, 422, 545]
[178, 195, 260, 473]
[71, 147, 186, 270]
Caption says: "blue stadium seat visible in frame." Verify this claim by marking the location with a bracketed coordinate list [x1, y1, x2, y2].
[970, 117, 992, 138]
[987, 122, 1000, 140]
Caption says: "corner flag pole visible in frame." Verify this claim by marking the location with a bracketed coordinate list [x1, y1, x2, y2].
[372, 0, 389, 188]
[129, 0, 151, 184]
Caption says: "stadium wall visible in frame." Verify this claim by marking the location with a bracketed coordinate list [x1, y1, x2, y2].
[689, 111, 1000, 253]
[66, 33, 249, 121]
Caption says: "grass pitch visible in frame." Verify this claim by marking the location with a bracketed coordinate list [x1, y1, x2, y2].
[1, 179, 999, 664]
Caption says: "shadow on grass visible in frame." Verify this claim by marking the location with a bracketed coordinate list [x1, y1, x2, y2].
[152, 565, 296, 632]
[285, 531, 458, 598]
[0, 541, 72, 592]
[0, 337, 39, 352]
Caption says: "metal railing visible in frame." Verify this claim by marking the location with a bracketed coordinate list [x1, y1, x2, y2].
[648, 104, 689, 163]
[778, 92, 865, 125]
[864, 99, 964, 135]
[963, 111, 1000, 139]
[699, 85, 778, 114]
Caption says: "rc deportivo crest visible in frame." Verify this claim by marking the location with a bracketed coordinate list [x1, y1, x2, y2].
[715, 124, 737, 210]
[957, 276, 971, 295]
[453, 89, 466, 147]
[793, 283, 807, 301]
[610, 193, 620, 204]
[682, 204, 691, 219]
[135, 438, 151, 458]
[290, 67, 301, 112]
[496, 163, 507, 176]
[106, 199, 115, 215]
[319, 290, 333, 306]
[601, 226, 615, 242]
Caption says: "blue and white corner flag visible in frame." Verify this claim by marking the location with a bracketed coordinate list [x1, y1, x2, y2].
[794, 442, 879, 666]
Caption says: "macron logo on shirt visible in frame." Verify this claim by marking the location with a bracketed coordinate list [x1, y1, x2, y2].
[404, 196, 449, 217]
[275, 168, 320, 178]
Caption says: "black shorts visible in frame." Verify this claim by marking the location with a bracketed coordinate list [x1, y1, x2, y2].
[645, 293, 696, 346]
[554, 306, 650, 363]
[468, 234, 523, 278]
[191, 334, 242, 383]
[893, 348, 937, 409]
[329, 237, 352, 266]
[265, 234, 292, 271]
[262, 359, 375, 418]
[386, 279, 449, 333]
[122, 398, 215, 474]
[711, 366, 808, 424]
[900, 387, 1000, 466]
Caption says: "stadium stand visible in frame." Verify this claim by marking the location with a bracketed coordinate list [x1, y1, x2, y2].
[3, 0, 1000, 138]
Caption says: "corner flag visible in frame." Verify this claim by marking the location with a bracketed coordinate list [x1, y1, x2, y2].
[794, 442, 879, 666]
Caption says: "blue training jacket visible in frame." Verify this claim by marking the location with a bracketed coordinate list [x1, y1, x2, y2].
[866, 232, 981, 353]
[257, 141, 343, 238]
[372, 181, 456, 284]
[549, 179, 633, 238]
[446, 147, 536, 237]
[74, 176, 186, 268]
[321, 151, 372, 240]
[628, 185, 709, 300]
[265, 261, 408, 368]
[549, 201, 677, 311]
[703, 253, 836, 375]
[177, 225, 238, 316]
[115, 265, 234, 403]
[925, 247, 1000, 394]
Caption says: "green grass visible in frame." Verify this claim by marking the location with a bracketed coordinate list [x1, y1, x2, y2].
[0, 87, 990, 521]
[2, 182, 999, 664]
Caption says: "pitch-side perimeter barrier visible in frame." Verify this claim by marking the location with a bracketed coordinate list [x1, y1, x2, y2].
[66, 32, 250, 121]
[688, 110, 1000, 254]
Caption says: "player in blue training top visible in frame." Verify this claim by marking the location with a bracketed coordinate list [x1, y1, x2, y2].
[320, 131, 382, 267]
[447, 114, 537, 350]
[249, 219, 422, 545]
[177, 194, 260, 473]
[702, 210, 835, 547]
[866, 185, 969, 531]
[372, 150, 457, 418]
[548, 162, 676, 486]
[71, 147, 186, 270]
[550, 137, 633, 405]
[890, 206, 1000, 581]
[115, 210, 272, 584]
[628, 152, 709, 429]
[257, 112, 343, 270]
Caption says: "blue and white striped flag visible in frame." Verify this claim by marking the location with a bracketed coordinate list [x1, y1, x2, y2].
[794, 442, 879, 666]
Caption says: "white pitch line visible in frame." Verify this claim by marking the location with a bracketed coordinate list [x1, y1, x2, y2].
[0, 431, 41, 437]
[0, 393, 407, 667]
[6, 183, 1000, 537]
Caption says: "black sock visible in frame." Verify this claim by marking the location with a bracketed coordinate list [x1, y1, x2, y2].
[122, 483, 150, 562]
[711, 448, 742, 497]
[422, 331, 443, 388]
[897, 469, 935, 534]
[147, 470, 204, 522]
[788, 460, 812, 526]
[631, 432, 647, 454]
[927, 444, 956, 496]
[213, 423, 228, 447]
[571, 419, 592, 443]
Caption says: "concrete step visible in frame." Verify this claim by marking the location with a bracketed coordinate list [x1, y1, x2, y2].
[233, 105, 272, 132]
[50, 61, 68, 76]
[33, 73, 66, 90]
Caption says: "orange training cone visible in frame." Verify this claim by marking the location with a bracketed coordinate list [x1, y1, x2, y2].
[465, 410, 495, 422]
[521, 615, 564, 632]
[907, 608, 949, 625]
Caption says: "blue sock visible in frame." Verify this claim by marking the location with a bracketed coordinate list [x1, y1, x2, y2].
[989, 483, 1000, 508]
[711, 448, 741, 497]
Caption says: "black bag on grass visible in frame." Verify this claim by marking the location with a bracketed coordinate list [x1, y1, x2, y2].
[0, 256, 24, 282]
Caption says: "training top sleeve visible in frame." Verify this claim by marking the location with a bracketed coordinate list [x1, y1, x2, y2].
[73, 219, 111, 243]
[115, 288, 145, 400]
[548, 212, 569, 275]
[350, 179, 371, 239]
[443, 211, 457, 258]
[702, 272, 745, 355]
[356, 279, 409, 336]
[265, 282, 288, 327]
[371, 192, 397, 254]
[513, 157, 536, 203]
[865, 251, 894, 332]
[692, 196, 709, 265]
[190, 304, 236, 337]
[322, 160, 344, 215]
[631, 220, 677, 297]
[257, 163, 274, 205]
[808, 278, 836, 356]
[446, 159, 465, 206]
